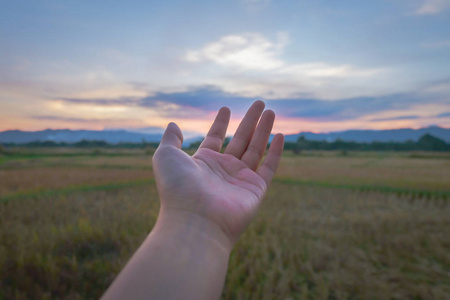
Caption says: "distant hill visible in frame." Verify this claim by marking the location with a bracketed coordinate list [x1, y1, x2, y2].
[283, 126, 450, 143]
[1, 126, 449, 146]
[0, 129, 163, 144]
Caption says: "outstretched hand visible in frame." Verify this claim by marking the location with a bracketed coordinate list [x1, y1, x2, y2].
[152, 101, 284, 247]
[102, 101, 284, 300]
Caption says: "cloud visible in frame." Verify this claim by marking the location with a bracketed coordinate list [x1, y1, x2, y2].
[14, 81, 447, 135]
[139, 86, 435, 122]
[267, 95, 431, 122]
[437, 112, 450, 118]
[30, 115, 131, 123]
[421, 80, 450, 95]
[56, 97, 140, 106]
[185, 33, 286, 71]
[138, 98, 209, 119]
[41, 80, 450, 132]
[184, 32, 377, 78]
[183, 32, 386, 100]
[40, 74, 450, 130]
[370, 116, 419, 122]
[415, 0, 450, 15]
[141, 86, 249, 111]
[278, 63, 380, 78]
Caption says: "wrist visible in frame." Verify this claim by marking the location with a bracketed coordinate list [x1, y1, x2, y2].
[103, 207, 233, 300]
[153, 208, 234, 255]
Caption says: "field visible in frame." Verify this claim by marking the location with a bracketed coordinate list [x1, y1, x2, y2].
[0, 148, 449, 299]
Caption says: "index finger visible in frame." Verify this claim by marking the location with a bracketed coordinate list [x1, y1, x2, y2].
[198, 107, 231, 152]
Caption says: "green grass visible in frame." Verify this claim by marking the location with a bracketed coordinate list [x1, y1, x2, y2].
[40, 163, 153, 170]
[274, 177, 450, 200]
[0, 151, 141, 167]
[2, 175, 447, 205]
[0, 179, 154, 204]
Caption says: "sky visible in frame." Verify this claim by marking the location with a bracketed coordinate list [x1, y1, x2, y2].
[1, 0, 450, 136]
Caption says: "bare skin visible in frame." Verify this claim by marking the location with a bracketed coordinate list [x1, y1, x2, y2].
[102, 101, 284, 300]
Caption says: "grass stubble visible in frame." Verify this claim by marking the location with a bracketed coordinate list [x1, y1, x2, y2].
[0, 150, 449, 299]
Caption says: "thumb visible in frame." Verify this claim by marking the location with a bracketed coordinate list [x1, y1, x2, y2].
[160, 122, 183, 149]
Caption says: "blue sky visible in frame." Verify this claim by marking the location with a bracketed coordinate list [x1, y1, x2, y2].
[1, 0, 449, 135]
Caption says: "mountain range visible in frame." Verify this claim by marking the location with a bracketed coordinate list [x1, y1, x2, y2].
[0, 126, 449, 146]
[0, 129, 163, 144]
[282, 126, 450, 143]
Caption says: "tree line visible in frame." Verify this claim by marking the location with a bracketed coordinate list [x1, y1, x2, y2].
[1, 133, 449, 152]
[284, 134, 450, 153]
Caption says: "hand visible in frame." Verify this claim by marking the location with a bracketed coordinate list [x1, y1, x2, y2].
[152, 101, 284, 248]
[102, 101, 284, 300]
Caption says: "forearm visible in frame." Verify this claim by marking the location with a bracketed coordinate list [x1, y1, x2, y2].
[102, 209, 232, 300]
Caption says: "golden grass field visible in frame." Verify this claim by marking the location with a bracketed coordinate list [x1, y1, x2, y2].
[0, 149, 449, 299]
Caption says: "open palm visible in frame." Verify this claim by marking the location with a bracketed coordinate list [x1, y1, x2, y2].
[152, 101, 284, 243]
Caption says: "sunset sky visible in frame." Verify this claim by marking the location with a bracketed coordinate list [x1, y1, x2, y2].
[1, 0, 450, 136]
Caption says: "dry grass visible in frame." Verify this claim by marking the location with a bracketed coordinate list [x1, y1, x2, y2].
[225, 183, 449, 299]
[40, 155, 154, 170]
[0, 168, 152, 197]
[0, 150, 449, 299]
[0, 185, 159, 299]
[277, 153, 450, 191]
